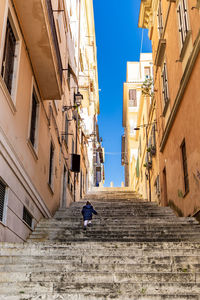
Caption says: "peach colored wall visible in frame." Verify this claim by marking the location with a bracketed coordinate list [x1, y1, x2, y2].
[149, 0, 200, 216]
[160, 52, 200, 216]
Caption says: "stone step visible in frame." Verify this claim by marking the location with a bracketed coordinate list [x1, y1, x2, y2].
[0, 270, 199, 283]
[39, 218, 199, 225]
[0, 281, 200, 297]
[35, 225, 200, 233]
[1, 241, 200, 249]
[0, 294, 199, 300]
[1, 260, 200, 274]
[27, 236, 200, 243]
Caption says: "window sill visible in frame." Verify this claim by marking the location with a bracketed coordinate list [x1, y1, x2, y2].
[48, 183, 54, 195]
[155, 39, 166, 67]
[27, 140, 38, 161]
[0, 76, 17, 114]
[180, 31, 192, 62]
[22, 219, 33, 231]
[162, 99, 170, 117]
[0, 220, 6, 227]
[183, 189, 189, 198]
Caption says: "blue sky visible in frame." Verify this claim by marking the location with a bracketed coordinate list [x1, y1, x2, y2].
[93, 0, 152, 187]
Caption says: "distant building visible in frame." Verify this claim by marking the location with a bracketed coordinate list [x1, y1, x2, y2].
[139, 0, 200, 216]
[122, 54, 154, 196]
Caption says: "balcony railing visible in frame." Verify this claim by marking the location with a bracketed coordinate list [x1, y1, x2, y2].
[46, 0, 63, 83]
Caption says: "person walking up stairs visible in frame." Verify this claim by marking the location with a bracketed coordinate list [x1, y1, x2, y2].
[0, 189, 200, 299]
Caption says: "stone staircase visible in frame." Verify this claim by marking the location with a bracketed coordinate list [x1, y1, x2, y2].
[0, 189, 200, 299]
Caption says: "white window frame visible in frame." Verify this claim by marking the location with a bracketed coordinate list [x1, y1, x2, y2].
[0, 5, 22, 106]
[177, 0, 190, 48]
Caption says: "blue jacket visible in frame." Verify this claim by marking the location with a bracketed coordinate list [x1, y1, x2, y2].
[81, 204, 97, 221]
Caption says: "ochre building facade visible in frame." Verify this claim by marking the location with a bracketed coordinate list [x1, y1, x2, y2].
[139, 0, 200, 217]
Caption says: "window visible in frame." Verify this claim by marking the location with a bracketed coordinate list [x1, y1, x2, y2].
[177, 0, 189, 48]
[129, 89, 137, 107]
[29, 88, 39, 148]
[181, 139, 189, 194]
[161, 62, 169, 105]
[67, 65, 71, 89]
[48, 141, 55, 187]
[151, 124, 156, 148]
[155, 175, 160, 196]
[23, 206, 32, 228]
[0, 180, 6, 222]
[144, 67, 150, 79]
[1, 19, 17, 94]
[157, 0, 163, 38]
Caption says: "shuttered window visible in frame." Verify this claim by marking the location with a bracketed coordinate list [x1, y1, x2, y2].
[157, 0, 163, 38]
[29, 89, 38, 147]
[1, 19, 16, 94]
[0, 181, 6, 222]
[129, 89, 137, 107]
[181, 139, 189, 194]
[161, 62, 169, 104]
[177, 0, 189, 47]
[23, 206, 32, 228]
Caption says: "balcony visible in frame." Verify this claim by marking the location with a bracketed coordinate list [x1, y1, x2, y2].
[13, 0, 62, 100]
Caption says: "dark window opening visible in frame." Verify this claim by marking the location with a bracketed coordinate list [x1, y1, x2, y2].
[181, 139, 189, 194]
[23, 206, 32, 228]
[30, 89, 38, 147]
[48, 141, 54, 186]
[0, 180, 6, 222]
[1, 19, 16, 93]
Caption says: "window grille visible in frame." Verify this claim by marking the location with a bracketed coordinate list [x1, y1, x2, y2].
[177, 0, 189, 47]
[1, 19, 16, 93]
[157, 0, 163, 38]
[129, 89, 137, 107]
[23, 206, 32, 228]
[161, 62, 169, 104]
[181, 139, 189, 194]
[30, 89, 38, 147]
[0, 181, 6, 222]
[48, 141, 54, 186]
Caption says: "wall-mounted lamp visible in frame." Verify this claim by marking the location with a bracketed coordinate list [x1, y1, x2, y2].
[62, 91, 83, 111]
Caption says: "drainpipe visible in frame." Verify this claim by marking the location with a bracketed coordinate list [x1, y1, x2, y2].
[145, 126, 151, 202]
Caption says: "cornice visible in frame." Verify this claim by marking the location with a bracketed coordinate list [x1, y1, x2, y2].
[138, 0, 153, 29]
